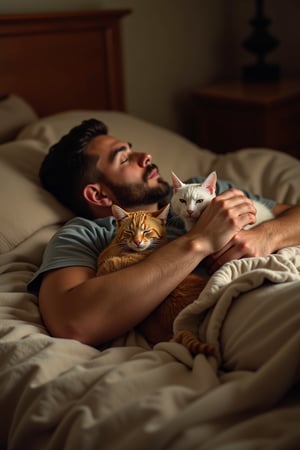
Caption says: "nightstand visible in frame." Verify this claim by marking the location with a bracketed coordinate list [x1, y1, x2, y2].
[191, 79, 300, 159]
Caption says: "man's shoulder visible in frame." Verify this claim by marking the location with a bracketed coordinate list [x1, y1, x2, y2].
[62, 215, 115, 233]
[50, 215, 116, 248]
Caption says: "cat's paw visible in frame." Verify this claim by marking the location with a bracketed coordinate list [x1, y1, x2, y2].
[97, 256, 125, 274]
[97, 254, 146, 275]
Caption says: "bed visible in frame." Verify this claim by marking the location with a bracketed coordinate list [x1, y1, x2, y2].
[0, 10, 300, 450]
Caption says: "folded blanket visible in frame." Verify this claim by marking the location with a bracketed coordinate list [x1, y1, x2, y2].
[174, 245, 300, 366]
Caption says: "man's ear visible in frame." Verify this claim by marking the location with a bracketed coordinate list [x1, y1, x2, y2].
[83, 184, 113, 207]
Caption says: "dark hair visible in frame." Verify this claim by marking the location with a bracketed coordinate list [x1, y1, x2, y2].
[39, 118, 108, 217]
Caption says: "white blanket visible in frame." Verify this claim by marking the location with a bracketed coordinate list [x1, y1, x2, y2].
[174, 245, 300, 363]
[1, 246, 300, 449]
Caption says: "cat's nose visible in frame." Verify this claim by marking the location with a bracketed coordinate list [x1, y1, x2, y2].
[187, 210, 193, 216]
[134, 239, 142, 247]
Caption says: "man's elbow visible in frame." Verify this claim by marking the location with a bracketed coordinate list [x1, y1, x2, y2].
[41, 312, 87, 343]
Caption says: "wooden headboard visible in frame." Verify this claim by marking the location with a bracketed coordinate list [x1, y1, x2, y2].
[0, 10, 130, 116]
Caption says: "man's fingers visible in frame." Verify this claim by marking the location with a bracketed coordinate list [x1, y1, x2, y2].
[210, 190, 257, 228]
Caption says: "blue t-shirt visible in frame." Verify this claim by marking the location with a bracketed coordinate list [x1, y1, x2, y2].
[28, 177, 275, 294]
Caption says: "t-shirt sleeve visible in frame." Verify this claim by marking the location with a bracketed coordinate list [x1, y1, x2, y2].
[28, 216, 115, 295]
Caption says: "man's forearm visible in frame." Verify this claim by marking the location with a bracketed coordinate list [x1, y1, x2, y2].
[39, 188, 256, 345]
[41, 233, 208, 345]
[205, 203, 300, 273]
[268, 204, 300, 252]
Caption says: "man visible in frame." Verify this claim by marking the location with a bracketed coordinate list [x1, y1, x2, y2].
[28, 119, 300, 347]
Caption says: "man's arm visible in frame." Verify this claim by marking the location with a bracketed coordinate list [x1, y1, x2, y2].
[39, 189, 256, 346]
[206, 203, 300, 273]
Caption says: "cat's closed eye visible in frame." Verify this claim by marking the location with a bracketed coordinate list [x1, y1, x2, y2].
[143, 229, 152, 235]
[124, 230, 133, 236]
[196, 199, 204, 204]
[179, 199, 186, 204]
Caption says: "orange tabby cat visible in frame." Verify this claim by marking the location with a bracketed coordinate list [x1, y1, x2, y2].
[97, 204, 214, 356]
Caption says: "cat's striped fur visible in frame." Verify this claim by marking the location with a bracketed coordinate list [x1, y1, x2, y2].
[97, 204, 214, 356]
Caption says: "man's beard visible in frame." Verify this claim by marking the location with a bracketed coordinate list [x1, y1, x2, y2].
[100, 164, 171, 208]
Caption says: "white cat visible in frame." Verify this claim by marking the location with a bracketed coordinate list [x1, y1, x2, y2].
[171, 171, 274, 232]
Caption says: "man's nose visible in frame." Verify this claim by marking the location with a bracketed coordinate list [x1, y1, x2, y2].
[137, 152, 152, 167]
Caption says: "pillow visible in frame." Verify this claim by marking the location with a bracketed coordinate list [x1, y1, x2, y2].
[18, 110, 300, 205]
[214, 148, 300, 205]
[0, 94, 38, 143]
[17, 110, 216, 183]
[0, 139, 73, 255]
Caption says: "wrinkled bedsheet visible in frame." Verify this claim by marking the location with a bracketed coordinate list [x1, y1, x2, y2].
[1, 246, 299, 450]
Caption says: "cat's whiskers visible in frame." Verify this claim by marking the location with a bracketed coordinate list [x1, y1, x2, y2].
[97, 202, 214, 356]
[171, 171, 217, 232]
[171, 170, 274, 233]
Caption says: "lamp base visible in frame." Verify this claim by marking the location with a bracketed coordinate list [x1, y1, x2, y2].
[242, 62, 280, 83]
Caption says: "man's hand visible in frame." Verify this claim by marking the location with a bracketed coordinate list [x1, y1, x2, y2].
[205, 224, 273, 273]
[188, 189, 257, 255]
[205, 202, 300, 273]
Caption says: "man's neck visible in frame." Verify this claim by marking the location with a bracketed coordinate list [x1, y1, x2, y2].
[120, 203, 158, 213]
[93, 203, 158, 218]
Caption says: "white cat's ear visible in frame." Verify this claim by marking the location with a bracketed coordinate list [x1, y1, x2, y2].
[155, 203, 170, 224]
[202, 171, 217, 195]
[171, 172, 185, 190]
[111, 204, 129, 222]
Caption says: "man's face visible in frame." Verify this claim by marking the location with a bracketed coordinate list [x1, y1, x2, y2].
[86, 135, 170, 209]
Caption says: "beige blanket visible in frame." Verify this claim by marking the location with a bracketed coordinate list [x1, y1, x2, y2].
[174, 245, 300, 363]
[1, 246, 300, 449]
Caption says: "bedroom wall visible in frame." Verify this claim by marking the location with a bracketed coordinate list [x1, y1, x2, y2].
[1, 0, 299, 136]
[101, 0, 230, 136]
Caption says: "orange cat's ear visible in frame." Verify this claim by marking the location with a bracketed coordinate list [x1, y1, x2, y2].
[111, 204, 129, 222]
[155, 203, 170, 224]
[171, 172, 185, 191]
[202, 171, 217, 195]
